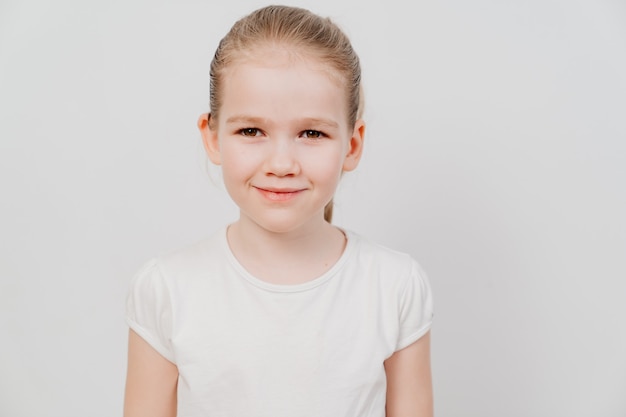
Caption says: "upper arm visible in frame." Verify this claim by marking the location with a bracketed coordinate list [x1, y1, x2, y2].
[384, 331, 433, 417]
[124, 329, 178, 417]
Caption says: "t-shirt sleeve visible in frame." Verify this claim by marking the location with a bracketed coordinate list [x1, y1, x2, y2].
[126, 259, 175, 363]
[396, 259, 434, 351]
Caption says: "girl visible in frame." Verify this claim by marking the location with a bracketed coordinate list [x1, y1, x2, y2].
[124, 5, 433, 417]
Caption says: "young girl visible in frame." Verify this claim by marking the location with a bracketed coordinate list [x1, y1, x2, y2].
[124, 5, 433, 417]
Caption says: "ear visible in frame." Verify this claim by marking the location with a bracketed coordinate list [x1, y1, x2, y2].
[197, 113, 221, 165]
[342, 119, 365, 172]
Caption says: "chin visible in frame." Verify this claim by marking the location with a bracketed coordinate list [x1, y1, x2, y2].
[248, 212, 324, 235]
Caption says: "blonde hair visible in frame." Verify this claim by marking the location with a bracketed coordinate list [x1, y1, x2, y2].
[208, 5, 363, 223]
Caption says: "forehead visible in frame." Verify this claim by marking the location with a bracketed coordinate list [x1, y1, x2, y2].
[219, 48, 349, 127]
[233, 45, 345, 86]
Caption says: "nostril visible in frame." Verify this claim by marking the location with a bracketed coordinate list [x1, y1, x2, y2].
[264, 147, 300, 176]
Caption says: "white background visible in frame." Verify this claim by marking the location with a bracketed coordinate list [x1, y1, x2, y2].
[1, 0, 625, 416]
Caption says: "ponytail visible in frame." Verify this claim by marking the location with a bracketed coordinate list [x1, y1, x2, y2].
[324, 200, 334, 223]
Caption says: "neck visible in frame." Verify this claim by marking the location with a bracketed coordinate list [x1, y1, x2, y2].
[227, 215, 346, 284]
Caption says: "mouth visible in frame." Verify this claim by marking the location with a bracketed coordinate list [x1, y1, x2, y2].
[254, 186, 305, 202]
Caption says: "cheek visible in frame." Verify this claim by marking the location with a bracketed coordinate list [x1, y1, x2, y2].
[219, 146, 256, 187]
[302, 148, 345, 180]
[220, 141, 258, 167]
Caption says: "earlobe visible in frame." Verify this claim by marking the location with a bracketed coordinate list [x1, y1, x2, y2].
[342, 119, 366, 172]
[198, 113, 221, 165]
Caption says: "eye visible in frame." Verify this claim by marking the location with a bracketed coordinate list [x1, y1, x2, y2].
[239, 128, 261, 137]
[301, 130, 325, 139]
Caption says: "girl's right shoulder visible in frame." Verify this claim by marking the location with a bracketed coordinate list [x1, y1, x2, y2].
[132, 227, 228, 283]
[125, 228, 227, 360]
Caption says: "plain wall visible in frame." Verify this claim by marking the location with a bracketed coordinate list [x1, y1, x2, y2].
[1, 0, 625, 416]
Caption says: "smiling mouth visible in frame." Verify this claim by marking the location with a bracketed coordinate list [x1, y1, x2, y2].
[254, 187, 304, 202]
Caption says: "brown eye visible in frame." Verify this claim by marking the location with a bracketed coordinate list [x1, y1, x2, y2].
[302, 130, 323, 139]
[240, 128, 260, 137]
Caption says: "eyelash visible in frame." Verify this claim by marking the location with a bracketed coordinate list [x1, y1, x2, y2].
[301, 130, 326, 139]
[238, 128, 262, 137]
[236, 128, 328, 139]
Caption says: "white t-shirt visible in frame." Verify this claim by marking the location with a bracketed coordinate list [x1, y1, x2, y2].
[126, 227, 433, 417]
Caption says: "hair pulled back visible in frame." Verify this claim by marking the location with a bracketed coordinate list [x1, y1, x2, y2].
[209, 5, 363, 222]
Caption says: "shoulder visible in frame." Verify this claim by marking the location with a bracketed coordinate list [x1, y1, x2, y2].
[344, 230, 432, 304]
[346, 230, 419, 280]
[129, 227, 228, 291]
[156, 228, 227, 277]
[342, 230, 434, 351]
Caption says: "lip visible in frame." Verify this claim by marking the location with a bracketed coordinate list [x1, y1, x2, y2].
[254, 186, 305, 202]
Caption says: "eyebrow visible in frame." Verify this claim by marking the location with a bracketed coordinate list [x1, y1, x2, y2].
[225, 115, 340, 129]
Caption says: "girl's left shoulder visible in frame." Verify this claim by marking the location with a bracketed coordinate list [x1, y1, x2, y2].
[345, 230, 420, 270]
[343, 229, 434, 351]
[343, 229, 431, 288]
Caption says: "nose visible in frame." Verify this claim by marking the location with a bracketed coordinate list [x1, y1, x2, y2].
[264, 138, 300, 177]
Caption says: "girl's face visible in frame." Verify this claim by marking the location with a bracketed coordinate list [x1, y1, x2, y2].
[199, 50, 364, 235]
